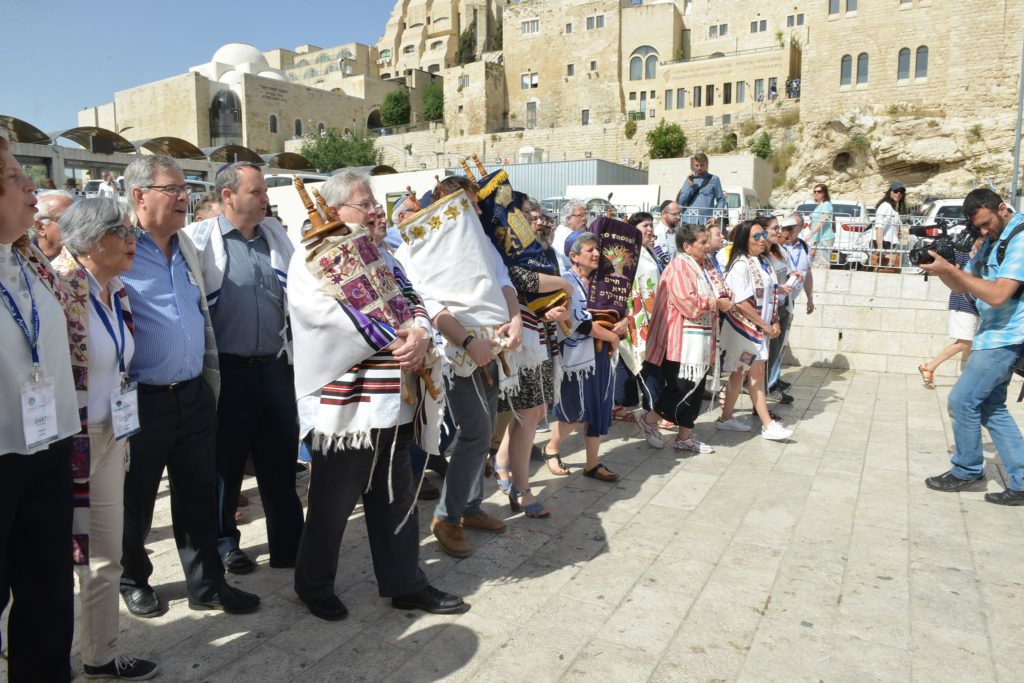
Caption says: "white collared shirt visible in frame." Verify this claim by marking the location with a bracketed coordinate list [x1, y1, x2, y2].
[86, 272, 135, 425]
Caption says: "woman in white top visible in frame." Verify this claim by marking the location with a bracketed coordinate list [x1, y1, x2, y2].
[873, 182, 907, 269]
[0, 138, 82, 681]
[52, 198, 158, 681]
[716, 219, 793, 441]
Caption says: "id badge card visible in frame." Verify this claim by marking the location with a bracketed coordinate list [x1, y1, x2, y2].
[111, 382, 141, 441]
[21, 376, 59, 450]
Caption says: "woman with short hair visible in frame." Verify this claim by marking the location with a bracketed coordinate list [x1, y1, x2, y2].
[52, 197, 158, 680]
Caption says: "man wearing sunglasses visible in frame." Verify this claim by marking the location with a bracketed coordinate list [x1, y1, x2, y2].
[920, 188, 1024, 505]
[119, 155, 261, 618]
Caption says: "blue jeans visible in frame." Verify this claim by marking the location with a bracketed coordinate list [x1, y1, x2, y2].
[767, 306, 792, 388]
[948, 344, 1024, 490]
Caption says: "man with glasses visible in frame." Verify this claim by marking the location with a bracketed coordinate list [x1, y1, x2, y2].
[676, 152, 726, 227]
[654, 199, 683, 260]
[33, 190, 74, 260]
[119, 155, 260, 618]
[186, 161, 304, 576]
[920, 188, 1024, 505]
[552, 200, 588, 272]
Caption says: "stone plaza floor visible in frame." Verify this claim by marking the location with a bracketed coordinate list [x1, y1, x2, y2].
[5, 367, 1024, 682]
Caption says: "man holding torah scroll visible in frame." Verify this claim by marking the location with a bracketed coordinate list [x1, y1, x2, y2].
[396, 175, 523, 558]
[288, 170, 465, 621]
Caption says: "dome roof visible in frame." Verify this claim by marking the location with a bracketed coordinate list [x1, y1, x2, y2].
[257, 70, 287, 81]
[211, 43, 269, 70]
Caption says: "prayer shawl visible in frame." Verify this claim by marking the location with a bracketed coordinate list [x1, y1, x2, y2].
[476, 170, 566, 318]
[618, 246, 662, 376]
[185, 216, 293, 361]
[290, 227, 443, 456]
[675, 254, 717, 382]
[721, 255, 778, 368]
[556, 269, 596, 381]
[174, 232, 221, 399]
[52, 250, 133, 566]
[396, 189, 518, 392]
[585, 216, 642, 330]
[506, 265, 561, 402]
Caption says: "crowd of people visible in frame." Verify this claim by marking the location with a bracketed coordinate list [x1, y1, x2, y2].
[4, 134, 1024, 683]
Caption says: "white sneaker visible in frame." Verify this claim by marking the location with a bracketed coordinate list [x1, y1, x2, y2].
[638, 418, 665, 448]
[675, 436, 714, 454]
[716, 417, 752, 432]
[761, 420, 793, 441]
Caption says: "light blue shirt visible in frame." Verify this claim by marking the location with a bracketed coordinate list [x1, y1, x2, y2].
[966, 211, 1024, 351]
[676, 172, 726, 222]
[810, 201, 834, 244]
[121, 230, 206, 384]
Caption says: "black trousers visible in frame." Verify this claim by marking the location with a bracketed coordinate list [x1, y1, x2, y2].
[121, 377, 224, 601]
[215, 355, 303, 564]
[294, 423, 428, 601]
[654, 362, 709, 429]
[0, 437, 74, 682]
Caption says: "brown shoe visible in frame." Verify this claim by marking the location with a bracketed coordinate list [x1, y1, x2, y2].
[431, 519, 471, 557]
[460, 511, 507, 534]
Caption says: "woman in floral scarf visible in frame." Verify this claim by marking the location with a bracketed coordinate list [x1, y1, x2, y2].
[638, 226, 733, 453]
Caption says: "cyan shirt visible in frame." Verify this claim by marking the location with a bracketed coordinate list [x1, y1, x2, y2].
[209, 216, 285, 357]
[121, 230, 205, 385]
[966, 211, 1024, 351]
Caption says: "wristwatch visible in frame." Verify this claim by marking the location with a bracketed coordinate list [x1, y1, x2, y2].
[461, 334, 476, 350]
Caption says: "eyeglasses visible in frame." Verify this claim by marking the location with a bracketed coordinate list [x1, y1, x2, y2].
[105, 223, 136, 240]
[342, 201, 383, 213]
[892, 189, 906, 194]
[813, 189, 824, 194]
[144, 184, 190, 196]
[753, 231, 770, 241]
[662, 209, 681, 216]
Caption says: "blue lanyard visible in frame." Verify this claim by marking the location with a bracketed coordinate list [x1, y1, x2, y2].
[0, 250, 42, 379]
[90, 290, 127, 377]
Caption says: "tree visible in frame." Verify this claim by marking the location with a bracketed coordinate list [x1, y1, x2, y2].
[455, 20, 477, 65]
[485, 19, 503, 51]
[646, 119, 687, 159]
[380, 88, 411, 127]
[299, 128, 380, 173]
[750, 131, 773, 159]
[422, 80, 444, 122]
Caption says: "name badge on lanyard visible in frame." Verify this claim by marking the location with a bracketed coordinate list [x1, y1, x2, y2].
[91, 291, 140, 441]
[1, 251, 59, 449]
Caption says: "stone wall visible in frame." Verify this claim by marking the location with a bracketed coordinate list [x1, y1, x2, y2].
[786, 267, 961, 377]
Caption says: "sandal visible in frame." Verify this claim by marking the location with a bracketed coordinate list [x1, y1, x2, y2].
[517, 487, 551, 518]
[611, 406, 637, 422]
[582, 463, 620, 483]
[918, 363, 935, 389]
[493, 465, 521, 512]
[542, 444, 571, 476]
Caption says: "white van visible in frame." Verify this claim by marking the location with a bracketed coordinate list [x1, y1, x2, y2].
[723, 186, 759, 226]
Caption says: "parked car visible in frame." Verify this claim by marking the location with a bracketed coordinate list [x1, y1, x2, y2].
[796, 197, 869, 267]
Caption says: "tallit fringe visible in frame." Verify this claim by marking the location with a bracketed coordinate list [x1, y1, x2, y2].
[311, 429, 375, 452]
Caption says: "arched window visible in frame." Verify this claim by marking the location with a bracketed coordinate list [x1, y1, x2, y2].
[380, 49, 392, 61]
[296, 59, 309, 67]
[840, 54, 852, 85]
[317, 53, 330, 63]
[209, 89, 242, 146]
[629, 56, 642, 80]
[288, 73, 298, 82]
[915, 46, 928, 78]
[430, 40, 443, 50]
[304, 68, 317, 79]
[645, 55, 657, 79]
[403, 45, 415, 54]
[327, 63, 339, 73]
[294, 119, 303, 137]
[269, 114, 278, 134]
[856, 52, 869, 84]
[428, 64, 440, 73]
[897, 48, 910, 80]
[380, 72, 391, 79]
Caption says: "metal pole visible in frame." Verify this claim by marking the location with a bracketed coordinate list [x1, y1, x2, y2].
[1011, 33, 1024, 208]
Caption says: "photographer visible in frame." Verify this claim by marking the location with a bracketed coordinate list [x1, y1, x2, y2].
[919, 188, 1024, 505]
[676, 153, 726, 227]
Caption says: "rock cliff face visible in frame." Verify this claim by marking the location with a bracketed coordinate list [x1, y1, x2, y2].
[768, 105, 1019, 206]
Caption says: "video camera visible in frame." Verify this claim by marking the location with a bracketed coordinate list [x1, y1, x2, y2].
[907, 218, 980, 266]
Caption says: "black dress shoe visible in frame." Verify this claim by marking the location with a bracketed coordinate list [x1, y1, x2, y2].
[778, 380, 792, 390]
[299, 593, 349, 621]
[268, 556, 297, 569]
[985, 488, 1024, 505]
[120, 586, 166, 618]
[426, 453, 448, 477]
[925, 469, 985, 492]
[223, 548, 256, 575]
[418, 478, 441, 501]
[391, 585, 470, 615]
[188, 582, 260, 613]
[769, 389, 794, 404]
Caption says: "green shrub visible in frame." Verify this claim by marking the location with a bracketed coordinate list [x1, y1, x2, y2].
[645, 119, 686, 158]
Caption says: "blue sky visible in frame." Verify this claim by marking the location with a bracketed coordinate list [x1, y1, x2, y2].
[0, 1, 395, 134]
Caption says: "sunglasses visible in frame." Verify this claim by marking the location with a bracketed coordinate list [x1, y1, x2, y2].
[753, 231, 770, 241]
